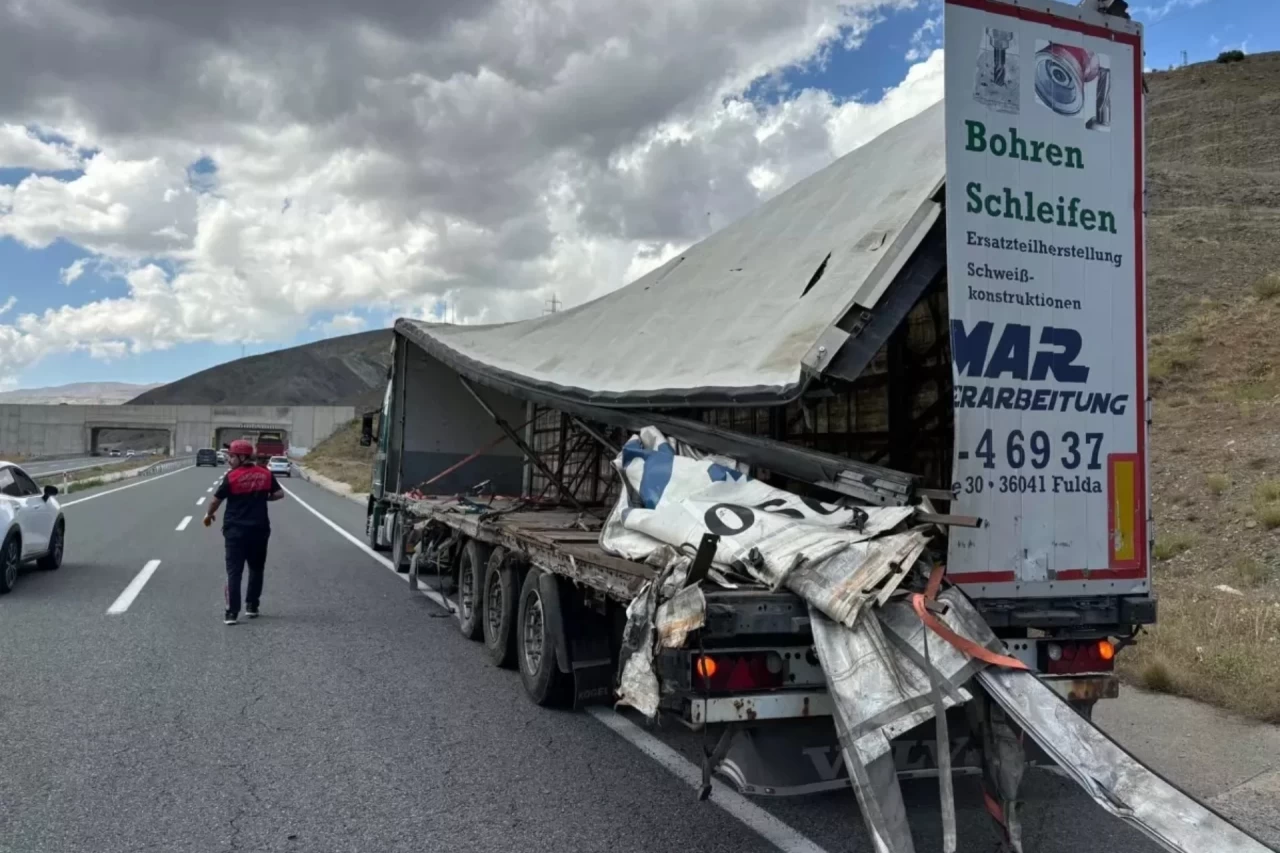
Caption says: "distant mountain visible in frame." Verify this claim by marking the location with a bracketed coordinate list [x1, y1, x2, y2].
[129, 330, 393, 407]
[0, 382, 163, 405]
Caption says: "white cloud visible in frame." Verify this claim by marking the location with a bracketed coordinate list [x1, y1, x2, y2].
[0, 0, 944, 376]
[1131, 0, 1211, 23]
[905, 13, 942, 62]
[0, 124, 81, 171]
[0, 296, 15, 316]
[60, 258, 89, 284]
[316, 312, 369, 336]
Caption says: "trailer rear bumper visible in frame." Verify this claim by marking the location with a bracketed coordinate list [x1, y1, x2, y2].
[678, 674, 1117, 728]
[683, 691, 832, 726]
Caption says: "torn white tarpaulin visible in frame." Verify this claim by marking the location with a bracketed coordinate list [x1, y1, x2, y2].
[601, 428, 919, 628]
[615, 571, 667, 718]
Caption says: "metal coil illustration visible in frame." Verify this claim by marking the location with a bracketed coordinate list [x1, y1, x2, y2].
[1034, 43, 1100, 116]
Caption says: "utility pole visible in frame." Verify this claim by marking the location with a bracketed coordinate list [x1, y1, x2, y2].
[1181, 50, 1188, 67]
[543, 294, 561, 315]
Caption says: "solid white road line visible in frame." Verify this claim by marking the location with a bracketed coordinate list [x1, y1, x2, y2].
[279, 484, 455, 613]
[280, 481, 828, 853]
[587, 708, 829, 853]
[60, 466, 194, 508]
[107, 560, 162, 615]
[176, 516, 192, 532]
[196, 496, 205, 506]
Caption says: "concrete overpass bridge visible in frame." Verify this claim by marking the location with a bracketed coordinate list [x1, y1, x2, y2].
[0, 405, 355, 458]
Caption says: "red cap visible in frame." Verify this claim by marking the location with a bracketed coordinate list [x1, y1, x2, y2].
[229, 439, 255, 457]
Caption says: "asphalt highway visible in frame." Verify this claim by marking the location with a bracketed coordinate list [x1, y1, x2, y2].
[2, 466, 1274, 853]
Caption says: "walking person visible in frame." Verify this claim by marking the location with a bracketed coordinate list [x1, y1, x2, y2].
[203, 439, 284, 625]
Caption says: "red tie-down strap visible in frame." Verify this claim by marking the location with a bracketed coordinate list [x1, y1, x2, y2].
[911, 564, 1029, 671]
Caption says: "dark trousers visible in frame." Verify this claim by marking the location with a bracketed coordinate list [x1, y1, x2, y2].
[224, 531, 269, 615]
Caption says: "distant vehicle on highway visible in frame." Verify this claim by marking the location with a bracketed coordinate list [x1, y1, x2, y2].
[216, 449, 227, 464]
[126, 450, 135, 458]
[253, 431, 289, 464]
[0, 461, 64, 594]
[266, 456, 292, 477]
[109, 449, 121, 457]
[196, 449, 219, 467]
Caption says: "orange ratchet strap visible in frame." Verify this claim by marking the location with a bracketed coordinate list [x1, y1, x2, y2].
[911, 564, 1028, 671]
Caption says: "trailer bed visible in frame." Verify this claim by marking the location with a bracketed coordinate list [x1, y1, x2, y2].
[395, 496, 655, 600]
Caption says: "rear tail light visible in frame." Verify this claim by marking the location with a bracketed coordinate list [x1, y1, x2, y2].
[1044, 639, 1117, 675]
[692, 652, 786, 692]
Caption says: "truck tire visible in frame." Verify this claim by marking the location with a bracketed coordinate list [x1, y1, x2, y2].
[456, 539, 490, 641]
[367, 507, 390, 553]
[517, 568, 572, 707]
[390, 514, 409, 574]
[483, 548, 519, 668]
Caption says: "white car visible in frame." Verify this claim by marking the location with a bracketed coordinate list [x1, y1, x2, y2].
[0, 462, 65, 594]
[267, 456, 292, 477]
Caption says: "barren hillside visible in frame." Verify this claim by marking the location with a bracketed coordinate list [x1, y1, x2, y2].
[1123, 53, 1280, 721]
[131, 330, 392, 407]
[1145, 52, 1280, 331]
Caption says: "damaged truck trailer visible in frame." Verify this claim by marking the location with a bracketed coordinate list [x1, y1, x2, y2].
[359, 3, 1270, 849]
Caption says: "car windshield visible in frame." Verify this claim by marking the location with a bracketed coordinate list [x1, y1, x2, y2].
[270, 457, 287, 464]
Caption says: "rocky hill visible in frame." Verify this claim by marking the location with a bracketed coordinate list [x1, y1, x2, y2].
[1145, 51, 1280, 332]
[1121, 53, 1280, 721]
[0, 381, 162, 405]
[130, 330, 393, 407]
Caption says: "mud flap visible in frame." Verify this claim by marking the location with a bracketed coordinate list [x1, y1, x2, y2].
[968, 695, 1026, 853]
[570, 630, 614, 708]
[715, 720, 852, 797]
[977, 669, 1274, 853]
[537, 571, 573, 675]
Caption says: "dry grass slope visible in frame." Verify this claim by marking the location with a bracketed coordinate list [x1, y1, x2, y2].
[1145, 52, 1280, 334]
[300, 419, 376, 495]
[1125, 55, 1280, 720]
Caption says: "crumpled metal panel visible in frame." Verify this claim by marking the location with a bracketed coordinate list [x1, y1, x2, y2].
[655, 584, 706, 649]
[812, 590, 995, 853]
[977, 668, 1276, 853]
[780, 530, 929, 628]
[813, 590, 988, 760]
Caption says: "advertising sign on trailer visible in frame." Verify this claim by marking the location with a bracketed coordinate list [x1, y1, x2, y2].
[943, 0, 1147, 596]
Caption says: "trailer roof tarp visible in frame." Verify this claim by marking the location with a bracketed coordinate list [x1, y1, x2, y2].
[397, 101, 944, 409]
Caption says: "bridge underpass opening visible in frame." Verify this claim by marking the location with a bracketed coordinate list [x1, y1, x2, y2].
[92, 427, 173, 456]
[213, 426, 290, 454]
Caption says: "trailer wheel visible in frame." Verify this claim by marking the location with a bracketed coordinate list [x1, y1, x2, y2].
[456, 539, 490, 641]
[517, 568, 571, 707]
[483, 548, 519, 668]
[390, 514, 409, 574]
[367, 506, 390, 553]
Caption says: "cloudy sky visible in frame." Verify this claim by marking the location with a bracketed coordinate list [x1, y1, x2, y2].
[0, 0, 1269, 390]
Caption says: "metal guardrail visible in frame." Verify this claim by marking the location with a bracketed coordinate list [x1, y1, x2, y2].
[34, 456, 196, 487]
[136, 456, 196, 477]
